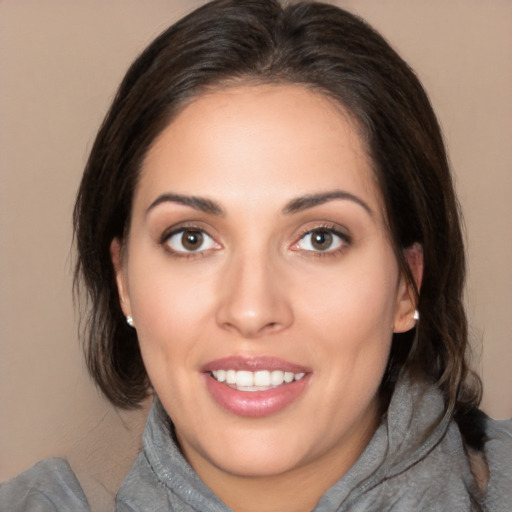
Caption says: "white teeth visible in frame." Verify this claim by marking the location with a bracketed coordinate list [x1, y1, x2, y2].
[270, 370, 284, 386]
[236, 371, 254, 387]
[211, 369, 306, 390]
[254, 370, 270, 386]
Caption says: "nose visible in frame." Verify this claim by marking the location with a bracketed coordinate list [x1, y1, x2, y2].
[215, 251, 294, 338]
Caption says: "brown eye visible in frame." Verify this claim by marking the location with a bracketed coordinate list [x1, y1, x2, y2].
[181, 230, 203, 251]
[165, 228, 218, 253]
[310, 230, 333, 251]
[296, 228, 347, 253]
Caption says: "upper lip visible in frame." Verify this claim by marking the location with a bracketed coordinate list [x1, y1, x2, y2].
[201, 356, 310, 374]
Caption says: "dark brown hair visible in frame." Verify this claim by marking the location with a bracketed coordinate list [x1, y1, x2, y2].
[74, 0, 481, 435]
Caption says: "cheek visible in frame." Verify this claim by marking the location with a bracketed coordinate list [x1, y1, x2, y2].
[299, 255, 399, 336]
[130, 252, 213, 324]
[129, 270, 214, 414]
[295, 252, 398, 388]
[127, 257, 217, 373]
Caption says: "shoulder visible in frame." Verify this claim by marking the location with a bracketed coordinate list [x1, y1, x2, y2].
[483, 416, 512, 510]
[0, 458, 90, 512]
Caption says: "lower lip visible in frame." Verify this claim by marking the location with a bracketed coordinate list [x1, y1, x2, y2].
[204, 374, 310, 417]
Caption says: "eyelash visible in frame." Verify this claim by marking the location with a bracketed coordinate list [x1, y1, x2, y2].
[292, 224, 351, 257]
[160, 224, 220, 258]
[159, 223, 351, 259]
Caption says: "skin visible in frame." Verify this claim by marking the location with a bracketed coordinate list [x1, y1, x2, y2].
[111, 84, 422, 512]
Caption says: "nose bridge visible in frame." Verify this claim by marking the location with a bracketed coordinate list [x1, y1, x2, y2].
[216, 244, 293, 337]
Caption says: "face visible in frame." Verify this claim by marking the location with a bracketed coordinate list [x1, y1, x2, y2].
[112, 85, 418, 487]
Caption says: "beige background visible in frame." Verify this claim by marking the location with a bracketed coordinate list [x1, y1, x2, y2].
[1, 1, 511, 511]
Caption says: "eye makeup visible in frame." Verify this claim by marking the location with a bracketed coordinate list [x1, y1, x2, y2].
[291, 222, 352, 259]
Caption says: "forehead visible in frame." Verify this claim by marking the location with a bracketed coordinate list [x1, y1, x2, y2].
[137, 84, 381, 214]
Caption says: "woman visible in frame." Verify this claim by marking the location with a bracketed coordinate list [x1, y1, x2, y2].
[1, 0, 510, 510]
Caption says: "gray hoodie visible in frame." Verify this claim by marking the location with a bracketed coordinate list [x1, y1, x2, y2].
[2, 378, 511, 511]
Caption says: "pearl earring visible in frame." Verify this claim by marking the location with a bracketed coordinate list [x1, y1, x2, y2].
[126, 316, 135, 327]
[413, 310, 420, 321]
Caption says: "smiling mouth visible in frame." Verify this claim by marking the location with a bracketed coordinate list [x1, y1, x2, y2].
[210, 369, 306, 392]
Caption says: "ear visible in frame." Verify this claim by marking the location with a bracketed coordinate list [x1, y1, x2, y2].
[393, 242, 424, 333]
[110, 237, 132, 318]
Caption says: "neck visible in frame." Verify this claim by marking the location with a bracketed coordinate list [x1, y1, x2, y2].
[179, 405, 380, 512]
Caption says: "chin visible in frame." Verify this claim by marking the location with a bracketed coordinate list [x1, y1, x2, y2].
[181, 422, 310, 478]
[213, 449, 306, 479]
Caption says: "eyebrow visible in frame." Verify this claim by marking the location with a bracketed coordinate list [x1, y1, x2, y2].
[146, 190, 373, 218]
[283, 191, 373, 217]
[146, 193, 225, 216]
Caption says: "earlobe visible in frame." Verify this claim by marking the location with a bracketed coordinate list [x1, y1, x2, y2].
[110, 238, 131, 317]
[393, 243, 424, 333]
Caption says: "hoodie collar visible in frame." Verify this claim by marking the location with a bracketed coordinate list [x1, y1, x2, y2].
[141, 376, 452, 512]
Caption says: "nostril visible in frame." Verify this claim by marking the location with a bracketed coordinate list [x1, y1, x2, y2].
[264, 322, 280, 332]
[215, 276, 294, 337]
